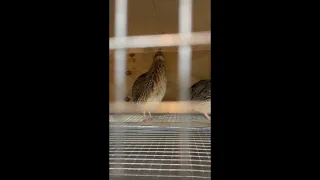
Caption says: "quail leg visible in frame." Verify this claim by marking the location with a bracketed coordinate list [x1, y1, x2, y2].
[204, 113, 211, 120]
[142, 111, 151, 121]
[143, 112, 152, 121]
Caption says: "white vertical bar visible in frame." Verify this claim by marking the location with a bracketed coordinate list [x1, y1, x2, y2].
[114, 49, 126, 102]
[178, 0, 192, 101]
[112, 0, 128, 178]
[114, 0, 128, 103]
[115, 0, 128, 38]
[178, 0, 193, 177]
[179, 0, 192, 34]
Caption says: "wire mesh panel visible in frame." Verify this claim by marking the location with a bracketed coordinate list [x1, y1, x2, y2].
[109, 126, 211, 180]
[110, 114, 210, 128]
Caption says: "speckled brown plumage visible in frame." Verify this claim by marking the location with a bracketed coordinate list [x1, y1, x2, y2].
[132, 51, 167, 118]
[189, 80, 211, 101]
[189, 80, 211, 120]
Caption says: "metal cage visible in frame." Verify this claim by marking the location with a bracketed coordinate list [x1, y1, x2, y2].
[109, 0, 211, 179]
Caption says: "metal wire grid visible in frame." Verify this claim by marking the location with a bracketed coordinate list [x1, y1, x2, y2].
[110, 127, 211, 180]
[109, 114, 210, 128]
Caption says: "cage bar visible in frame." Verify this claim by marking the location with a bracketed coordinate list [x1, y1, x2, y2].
[109, 31, 211, 49]
[112, 0, 128, 177]
[178, 0, 193, 177]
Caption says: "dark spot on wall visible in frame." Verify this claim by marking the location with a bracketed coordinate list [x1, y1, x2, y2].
[126, 70, 132, 75]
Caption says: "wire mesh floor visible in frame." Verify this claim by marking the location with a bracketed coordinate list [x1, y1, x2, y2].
[109, 114, 211, 180]
[110, 114, 210, 128]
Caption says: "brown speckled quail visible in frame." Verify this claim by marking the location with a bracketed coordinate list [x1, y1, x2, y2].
[132, 51, 167, 121]
[189, 80, 211, 120]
